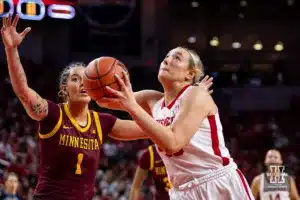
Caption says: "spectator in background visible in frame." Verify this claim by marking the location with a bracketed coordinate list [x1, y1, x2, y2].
[0, 172, 22, 200]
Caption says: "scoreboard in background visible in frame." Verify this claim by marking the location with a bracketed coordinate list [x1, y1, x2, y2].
[0, 0, 76, 20]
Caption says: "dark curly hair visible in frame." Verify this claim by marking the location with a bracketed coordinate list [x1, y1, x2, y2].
[57, 62, 86, 102]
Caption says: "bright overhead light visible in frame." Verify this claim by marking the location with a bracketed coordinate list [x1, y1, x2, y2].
[240, 0, 247, 7]
[274, 41, 284, 51]
[188, 36, 196, 43]
[191, 1, 199, 8]
[253, 41, 263, 50]
[232, 42, 241, 49]
[210, 37, 219, 47]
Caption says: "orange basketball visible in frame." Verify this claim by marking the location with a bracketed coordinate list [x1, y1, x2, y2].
[83, 57, 128, 101]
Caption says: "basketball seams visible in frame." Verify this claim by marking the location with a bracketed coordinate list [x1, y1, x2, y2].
[83, 57, 127, 99]
[84, 58, 117, 81]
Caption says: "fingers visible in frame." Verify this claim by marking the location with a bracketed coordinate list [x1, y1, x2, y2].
[2, 17, 7, 28]
[7, 14, 12, 27]
[20, 27, 31, 37]
[114, 74, 126, 90]
[202, 75, 209, 82]
[205, 81, 213, 89]
[209, 90, 213, 95]
[122, 70, 131, 88]
[104, 86, 123, 98]
[12, 14, 19, 27]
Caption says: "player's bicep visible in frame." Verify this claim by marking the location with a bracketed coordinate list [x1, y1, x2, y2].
[109, 119, 148, 141]
[17, 87, 48, 121]
[170, 88, 211, 150]
[134, 90, 163, 114]
[38, 100, 62, 139]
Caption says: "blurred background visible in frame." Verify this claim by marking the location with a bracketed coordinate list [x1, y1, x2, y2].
[0, 0, 300, 199]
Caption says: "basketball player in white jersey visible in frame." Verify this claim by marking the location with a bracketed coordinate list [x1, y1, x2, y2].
[96, 46, 254, 199]
[251, 149, 300, 200]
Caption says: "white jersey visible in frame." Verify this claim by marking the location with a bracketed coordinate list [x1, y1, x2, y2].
[151, 85, 233, 187]
[259, 173, 290, 200]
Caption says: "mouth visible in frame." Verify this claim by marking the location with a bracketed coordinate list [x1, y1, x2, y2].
[160, 68, 169, 72]
[80, 89, 88, 95]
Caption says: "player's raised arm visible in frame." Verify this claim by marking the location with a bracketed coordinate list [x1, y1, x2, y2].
[2, 15, 47, 121]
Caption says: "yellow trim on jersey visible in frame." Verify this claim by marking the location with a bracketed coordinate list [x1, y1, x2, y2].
[148, 146, 154, 171]
[93, 111, 103, 144]
[39, 106, 63, 139]
[63, 103, 91, 132]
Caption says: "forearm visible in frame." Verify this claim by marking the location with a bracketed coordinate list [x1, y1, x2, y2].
[129, 188, 140, 200]
[5, 47, 47, 120]
[128, 103, 175, 152]
[5, 47, 28, 92]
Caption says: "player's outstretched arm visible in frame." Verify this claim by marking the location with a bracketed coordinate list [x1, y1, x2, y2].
[2, 15, 47, 121]
[109, 119, 148, 141]
[250, 176, 260, 200]
[129, 166, 148, 200]
[97, 90, 163, 113]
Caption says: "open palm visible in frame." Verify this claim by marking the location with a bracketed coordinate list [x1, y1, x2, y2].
[1, 14, 31, 48]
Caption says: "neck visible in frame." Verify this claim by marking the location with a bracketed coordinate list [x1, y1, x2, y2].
[162, 81, 190, 106]
[5, 190, 16, 195]
[67, 101, 89, 119]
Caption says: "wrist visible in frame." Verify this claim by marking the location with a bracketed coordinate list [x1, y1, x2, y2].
[5, 46, 18, 53]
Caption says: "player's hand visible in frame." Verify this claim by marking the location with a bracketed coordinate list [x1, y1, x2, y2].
[102, 71, 138, 111]
[1, 14, 31, 49]
[194, 75, 213, 94]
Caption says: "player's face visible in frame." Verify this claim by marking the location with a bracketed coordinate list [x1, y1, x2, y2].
[5, 175, 18, 194]
[66, 66, 91, 104]
[264, 150, 283, 165]
[158, 47, 194, 84]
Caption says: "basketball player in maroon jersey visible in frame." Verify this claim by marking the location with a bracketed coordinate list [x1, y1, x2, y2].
[129, 145, 171, 200]
[1, 14, 157, 200]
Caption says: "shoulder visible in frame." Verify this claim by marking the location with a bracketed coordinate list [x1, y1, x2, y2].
[93, 111, 117, 133]
[138, 146, 152, 170]
[38, 100, 62, 138]
[180, 86, 215, 113]
[135, 90, 164, 113]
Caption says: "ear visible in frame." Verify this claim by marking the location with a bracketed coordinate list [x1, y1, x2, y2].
[60, 85, 67, 93]
[185, 70, 196, 82]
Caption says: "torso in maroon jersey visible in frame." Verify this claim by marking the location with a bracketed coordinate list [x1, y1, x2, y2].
[34, 100, 116, 200]
[139, 145, 171, 200]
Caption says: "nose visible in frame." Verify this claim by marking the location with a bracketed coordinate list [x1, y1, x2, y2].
[163, 58, 169, 65]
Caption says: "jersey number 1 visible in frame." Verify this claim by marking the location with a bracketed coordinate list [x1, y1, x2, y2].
[75, 153, 84, 175]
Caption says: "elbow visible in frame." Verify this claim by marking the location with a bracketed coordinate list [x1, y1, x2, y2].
[165, 145, 183, 155]
[13, 84, 29, 95]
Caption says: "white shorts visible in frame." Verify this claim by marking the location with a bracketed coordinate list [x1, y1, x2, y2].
[168, 163, 254, 200]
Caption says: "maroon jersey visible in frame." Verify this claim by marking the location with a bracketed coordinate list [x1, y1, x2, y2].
[139, 145, 171, 200]
[33, 101, 116, 200]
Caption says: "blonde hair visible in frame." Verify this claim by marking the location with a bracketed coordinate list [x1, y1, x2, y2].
[179, 47, 204, 84]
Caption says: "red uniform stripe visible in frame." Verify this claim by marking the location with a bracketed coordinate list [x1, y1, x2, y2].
[208, 115, 230, 166]
[236, 169, 252, 200]
[161, 84, 191, 109]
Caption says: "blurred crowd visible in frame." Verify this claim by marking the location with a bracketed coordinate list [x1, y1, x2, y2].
[0, 60, 299, 199]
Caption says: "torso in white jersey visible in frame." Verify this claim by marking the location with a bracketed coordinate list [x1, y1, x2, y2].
[259, 173, 290, 200]
[151, 85, 234, 187]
